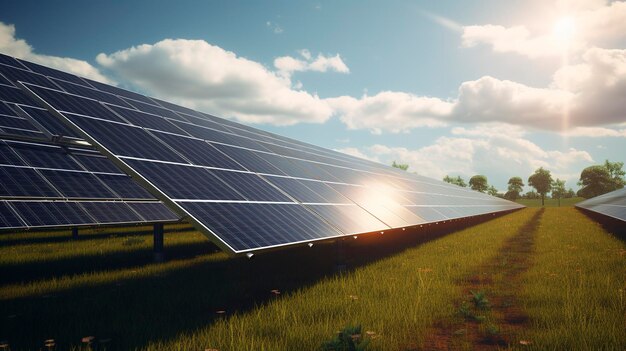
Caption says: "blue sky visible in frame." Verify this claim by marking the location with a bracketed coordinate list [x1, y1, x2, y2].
[1, 0, 625, 192]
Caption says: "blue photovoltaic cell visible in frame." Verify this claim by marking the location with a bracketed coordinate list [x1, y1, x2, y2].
[18, 59, 89, 86]
[0, 84, 37, 105]
[122, 98, 187, 121]
[107, 105, 185, 134]
[0, 202, 24, 228]
[179, 202, 342, 251]
[172, 121, 268, 151]
[10, 201, 93, 227]
[26, 84, 126, 123]
[79, 202, 143, 224]
[0, 102, 17, 116]
[125, 159, 245, 200]
[19, 105, 82, 138]
[39, 170, 116, 199]
[0, 166, 60, 198]
[0, 53, 24, 69]
[211, 144, 285, 175]
[64, 114, 187, 163]
[127, 202, 179, 222]
[263, 176, 330, 204]
[212, 170, 294, 202]
[406, 206, 447, 222]
[52, 79, 133, 107]
[73, 154, 124, 174]
[94, 174, 154, 199]
[0, 63, 58, 89]
[175, 114, 231, 133]
[82, 78, 156, 105]
[0, 141, 25, 165]
[8, 142, 83, 170]
[306, 204, 390, 234]
[153, 132, 245, 170]
[0, 115, 38, 131]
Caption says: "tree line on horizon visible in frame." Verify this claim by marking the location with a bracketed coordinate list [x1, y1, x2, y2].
[391, 160, 625, 206]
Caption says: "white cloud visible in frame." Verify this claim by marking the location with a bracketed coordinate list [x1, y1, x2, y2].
[564, 126, 626, 137]
[274, 50, 349, 78]
[0, 22, 111, 83]
[461, 1, 626, 59]
[330, 47, 626, 133]
[96, 39, 333, 126]
[343, 128, 593, 189]
[327, 91, 453, 134]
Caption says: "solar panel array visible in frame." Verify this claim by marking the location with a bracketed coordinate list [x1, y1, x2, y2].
[575, 188, 626, 223]
[1, 52, 524, 254]
[0, 54, 179, 230]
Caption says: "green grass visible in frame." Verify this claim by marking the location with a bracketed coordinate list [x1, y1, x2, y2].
[516, 208, 626, 350]
[515, 197, 584, 207]
[1, 208, 624, 350]
[1, 211, 534, 350]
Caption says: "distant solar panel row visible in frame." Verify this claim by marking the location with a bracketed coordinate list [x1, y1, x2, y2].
[0, 52, 523, 254]
[575, 188, 626, 223]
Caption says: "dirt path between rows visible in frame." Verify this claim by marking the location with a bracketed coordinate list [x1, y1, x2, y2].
[417, 208, 543, 350]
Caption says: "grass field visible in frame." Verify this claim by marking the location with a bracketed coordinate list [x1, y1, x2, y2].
[514, 197, 584, 207]
[1, 208, 624, 350]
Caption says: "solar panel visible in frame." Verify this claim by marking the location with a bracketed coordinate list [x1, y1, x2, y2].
[0, 139, 179, 230]
[0, 56, 180, 230]
[575, 188, 626, 223]
[6, 52, 523, 254]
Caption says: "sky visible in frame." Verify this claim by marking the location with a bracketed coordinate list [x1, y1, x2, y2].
[1, 0, 625, 192]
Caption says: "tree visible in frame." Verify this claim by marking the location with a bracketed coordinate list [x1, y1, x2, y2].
[487, 185, 499, 196]
[469, 175, 489, 193]
[528, 167, 552, 206]
[506, 176, 524, 201]
[577, 165, 617, 198]
[564, 188, 576, 198]
[443, 175, 467, 187]
[391, 161, 409, 171]
[604, 160, 626, 187]
[524, 190, 539, 199]
[551, 178, 566, 207]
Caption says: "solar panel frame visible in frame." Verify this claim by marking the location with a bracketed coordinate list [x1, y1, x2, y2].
[575, 188, 626, 223]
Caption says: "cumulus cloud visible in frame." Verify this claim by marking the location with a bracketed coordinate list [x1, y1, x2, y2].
[564, 126, 626, 137]
[330, 47, 626, 133]
[461, 1, 626, 58]
[96, 39, 333, 125]
[340, 130, 593, 190]
[327, 92, 453, 134]
[0, 22, 110, 83]
[274, 49, 349, 78]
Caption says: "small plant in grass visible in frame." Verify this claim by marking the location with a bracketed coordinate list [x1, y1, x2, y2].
[485, 323, 499, 336]
[458, 301, 472, 319]
[458, 301, 486, 322]
[471, 291, 490, 310]
[321, 325, 370, 351]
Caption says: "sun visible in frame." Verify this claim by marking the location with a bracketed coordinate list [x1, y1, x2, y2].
[552, 16, 576, 44]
